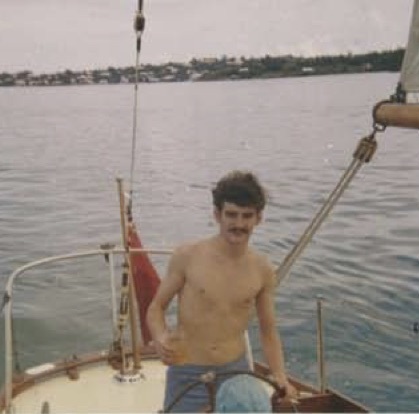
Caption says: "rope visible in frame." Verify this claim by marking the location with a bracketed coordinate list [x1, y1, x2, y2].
[114, 178, 142, 372]
[129, 3, 146, 208]
[116, 263, 130, 340]
[276, 132, 378, 285]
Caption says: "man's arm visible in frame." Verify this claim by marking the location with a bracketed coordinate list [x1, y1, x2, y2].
[255, 264, 297, 398]
[146, 246, 187, 364]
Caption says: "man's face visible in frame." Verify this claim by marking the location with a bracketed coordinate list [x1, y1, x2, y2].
[214, 202, 262, 246]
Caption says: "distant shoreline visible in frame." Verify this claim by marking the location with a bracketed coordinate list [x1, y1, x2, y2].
[0, 48, 404, 88]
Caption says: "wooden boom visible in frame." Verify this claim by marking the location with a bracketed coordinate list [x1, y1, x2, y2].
[374, 102, 419, 129]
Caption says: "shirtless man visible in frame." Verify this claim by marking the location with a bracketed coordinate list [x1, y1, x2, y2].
[147, 170, 296, 412]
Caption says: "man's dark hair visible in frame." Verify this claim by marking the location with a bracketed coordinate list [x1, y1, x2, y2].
[212, 170, 267, 212]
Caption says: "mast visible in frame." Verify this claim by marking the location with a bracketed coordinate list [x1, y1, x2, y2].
[374, 0, 419, 129]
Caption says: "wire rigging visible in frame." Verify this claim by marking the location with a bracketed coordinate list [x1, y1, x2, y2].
[129, 2, 146, 209]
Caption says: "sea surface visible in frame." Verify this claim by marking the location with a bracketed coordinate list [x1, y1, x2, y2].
[1, 73, 418, 412]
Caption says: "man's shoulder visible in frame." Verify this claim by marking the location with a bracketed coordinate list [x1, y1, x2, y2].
[249, 249, 277, 285]
[170, 239, 210, 276]
[172, 238, 209, 257]
[249, 248, 274, 270]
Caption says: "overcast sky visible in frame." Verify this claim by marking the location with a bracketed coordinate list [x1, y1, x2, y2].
[0, 0, 414, 73]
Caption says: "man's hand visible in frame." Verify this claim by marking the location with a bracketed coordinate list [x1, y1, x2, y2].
[153, 329, 186, 365]
[281, 380, 298, 401]
[272, 378, 298, 404]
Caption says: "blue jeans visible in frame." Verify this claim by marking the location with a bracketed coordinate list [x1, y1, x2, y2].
[163, 354, 250, 413]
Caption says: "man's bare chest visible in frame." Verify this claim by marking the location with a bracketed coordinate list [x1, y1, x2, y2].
[185, 258, 262, 308]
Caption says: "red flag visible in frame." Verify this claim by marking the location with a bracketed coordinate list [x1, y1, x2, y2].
[128, 224, 161, 345]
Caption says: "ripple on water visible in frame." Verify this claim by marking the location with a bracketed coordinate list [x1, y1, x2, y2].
[1, 76, 419, 411]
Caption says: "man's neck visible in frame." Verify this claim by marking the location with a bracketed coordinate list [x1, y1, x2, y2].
[213, 235, 248, 259]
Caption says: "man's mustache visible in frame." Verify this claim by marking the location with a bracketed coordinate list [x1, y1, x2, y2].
[228, 228, 249, 234]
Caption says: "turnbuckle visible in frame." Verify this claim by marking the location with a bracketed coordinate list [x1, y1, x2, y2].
[134, 11, 145, 33]
[353, 133, 378, 163]
[134, 11, 146, 52]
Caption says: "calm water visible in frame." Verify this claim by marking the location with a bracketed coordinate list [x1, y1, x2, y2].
[1, 73, 419, 411]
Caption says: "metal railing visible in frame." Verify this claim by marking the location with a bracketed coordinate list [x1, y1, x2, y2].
[2, 245, 172, 413]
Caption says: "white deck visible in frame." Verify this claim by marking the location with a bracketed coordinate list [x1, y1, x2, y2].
[9, 359, 167, 413]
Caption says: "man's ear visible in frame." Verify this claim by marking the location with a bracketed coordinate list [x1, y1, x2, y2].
[256, 211, 263, 225]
